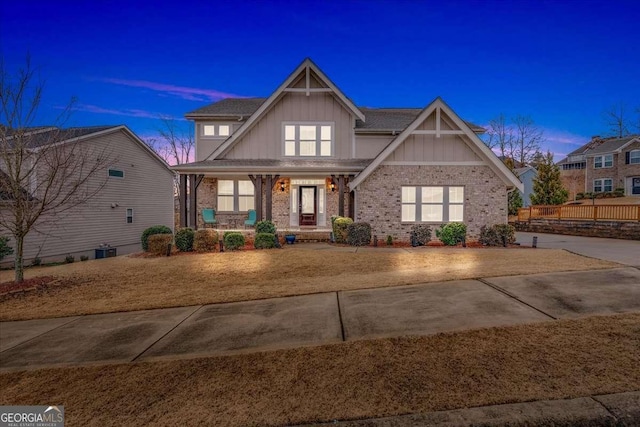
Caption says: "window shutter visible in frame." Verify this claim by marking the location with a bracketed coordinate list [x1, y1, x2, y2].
[626, 152, 630, 164]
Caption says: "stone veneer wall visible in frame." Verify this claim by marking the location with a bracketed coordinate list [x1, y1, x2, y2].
[356, 165, 508, 240]
[514, 219, 640, 240]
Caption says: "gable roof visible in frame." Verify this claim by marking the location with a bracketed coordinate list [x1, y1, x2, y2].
[206, 58, 365, 160]
[514, 166, 537, 177]
[349, 97, 522, 191]
[186, 99, 485, 134]
[560, 135, 640, 161]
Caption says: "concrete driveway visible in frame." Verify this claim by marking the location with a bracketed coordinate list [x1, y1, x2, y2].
[2, 267, 638, 371]
[516, 232, 640, 266]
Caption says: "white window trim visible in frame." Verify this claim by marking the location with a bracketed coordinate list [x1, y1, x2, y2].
[594, 154, 613, 169]
[401, 185, 465, 223]
[593, 178, 613, 192]
[126, 208, 134, 224]
[629, 150, 640, 164]
[200, 123, 233, 139]
[217, 179, 255, 213]
[282, 122, 335, 157]
[108, 168, 125, 179]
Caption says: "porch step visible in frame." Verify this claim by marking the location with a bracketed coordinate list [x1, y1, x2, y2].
[286, 231, 332, 242]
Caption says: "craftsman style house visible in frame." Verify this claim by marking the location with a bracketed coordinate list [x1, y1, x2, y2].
[174, 59, 522, 239]
[558, 135, 640, 200]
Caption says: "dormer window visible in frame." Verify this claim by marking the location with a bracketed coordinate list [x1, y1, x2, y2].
[283, 123, 333, 157]
[201, 124, 231, 138]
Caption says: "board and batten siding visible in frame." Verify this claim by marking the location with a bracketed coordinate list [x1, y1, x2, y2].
[386, 133, 482, 162]
[195, 122, 242, 161]
[2, 129, 174, 264]
[354, 134, 394, 159]
[222, 92, 355, 160]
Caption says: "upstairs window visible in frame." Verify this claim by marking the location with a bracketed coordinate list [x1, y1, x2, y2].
[629, 150, 640, 164]
[594, 154, 612, 168]
[202, 124, 231, 137]
[283, 123, 333, 157]
[108, 168, 124, 178]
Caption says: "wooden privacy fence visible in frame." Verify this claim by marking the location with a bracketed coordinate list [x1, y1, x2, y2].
[518, 205, 640, 222]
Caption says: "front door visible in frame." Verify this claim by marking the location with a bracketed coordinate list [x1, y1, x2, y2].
[299, 186, 317, 226]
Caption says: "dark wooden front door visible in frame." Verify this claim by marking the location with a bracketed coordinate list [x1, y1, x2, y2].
[299, 186, 317, 226]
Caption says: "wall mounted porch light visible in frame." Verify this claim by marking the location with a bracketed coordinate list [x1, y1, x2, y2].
[329, 179, 336, 192]
[279, 181, 286, 192]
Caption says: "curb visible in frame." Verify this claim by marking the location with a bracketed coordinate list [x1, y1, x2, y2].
[304, 391, 640, 427]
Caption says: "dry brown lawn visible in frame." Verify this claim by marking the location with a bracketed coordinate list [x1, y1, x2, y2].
[1, 313, 638, 426]
[0, 247, 616, 321]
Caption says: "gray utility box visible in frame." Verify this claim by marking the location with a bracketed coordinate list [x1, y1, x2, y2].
[95, 248, 117, 259]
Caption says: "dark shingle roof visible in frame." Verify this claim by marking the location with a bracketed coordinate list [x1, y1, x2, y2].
[5, 126, 119, 149]
[560, 135, 639, 162]
[186, 98, 484, 132]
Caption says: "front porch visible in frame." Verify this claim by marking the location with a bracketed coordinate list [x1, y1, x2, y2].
[178, 173, 356, 231]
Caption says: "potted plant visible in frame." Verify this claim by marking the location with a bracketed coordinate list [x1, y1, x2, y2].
[283, 229, 296, 244]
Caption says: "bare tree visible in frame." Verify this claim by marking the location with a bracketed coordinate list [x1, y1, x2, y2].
[483, 113, 514, 161]
[146, 116, 194, 166]
[512, 115, 544, 166]
[602, 103, 631, 138]
[1, 57, 113, 282]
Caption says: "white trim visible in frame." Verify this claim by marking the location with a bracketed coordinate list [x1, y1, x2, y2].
[616, 137, 640, 152]
[382, 161, 486, 166]
[281, 122, 335, 158]
[126, 208, 134, 224]
[283, 88, 333, 93]
[349, 97, 523, 191]
[207, 58, 364, 160]
[411, 130, 466, 135]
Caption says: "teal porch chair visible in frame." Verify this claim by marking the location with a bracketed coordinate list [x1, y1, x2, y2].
[202, 209, 216, 228]
[244, 209, 257, 228]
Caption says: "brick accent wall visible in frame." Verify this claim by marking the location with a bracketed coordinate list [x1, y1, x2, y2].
[514, 218, 640, 240]
[356, 165, 508, 240]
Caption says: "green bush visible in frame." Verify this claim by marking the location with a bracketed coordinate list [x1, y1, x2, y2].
[175, 228, 195, 252]
[346, 222, 371, 246]
[194, 229, 218, 252]
[255, 220, 276, 234]
[64, 254, 75, 264]
[575, 192, 584, 200]
[80, 255, 89, 261]
[0, 236, 13, 261]
[332, 216, 353, 244]
[479, 224, 516, 246]
[254, 233, 277, 249]
[148, 234, 173, 255]
[436, 222, 467, 246]
[409, 224, 432, 246]
[223, 232, 245, 250]
[141, 225, 172, 251]
[613, 188, 625, 197]
[386, 235, 393, 246]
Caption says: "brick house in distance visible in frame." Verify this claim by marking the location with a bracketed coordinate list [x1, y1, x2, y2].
[173, 59, 522, 240]
[558, 135, 640, 200]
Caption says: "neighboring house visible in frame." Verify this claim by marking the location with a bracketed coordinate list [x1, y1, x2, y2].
[514, 166, 537, 207]
[173, 59, 522, 240]
[558, 135, 640, 199]
[1, 125, 174, 265]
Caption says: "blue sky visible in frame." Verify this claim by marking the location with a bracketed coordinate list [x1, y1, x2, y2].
[1, 0, 639, 160]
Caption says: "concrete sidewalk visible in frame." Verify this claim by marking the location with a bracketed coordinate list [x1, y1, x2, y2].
[1, 267, 638, 371]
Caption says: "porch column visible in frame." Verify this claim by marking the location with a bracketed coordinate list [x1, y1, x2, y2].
[179, 174, 187, 228]
[338, 174, 345, 217]
[188, 174, 197, 229]
[348, 174, 355, 220]
[249, 174, 263, 222]
[266, 175, 273, 221]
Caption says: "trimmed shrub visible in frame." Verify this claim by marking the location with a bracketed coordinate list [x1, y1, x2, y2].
[0, 236, 13, 261]
[479, 224, 516, 246]
[332, 216, 353, 244]
[613, 187, 625, 197]
[409, 224, 432, 246]
[223, 232, 245, 250]
[436, 222, 467, 246]
[255, 220, 276, 234]
[386, 235, 393, 246]
[141, 225, 172, 251]
[80, 255, 89, 261]
[254, 232, 277, 249]
[64, 254, 75, 264]
[175, 228, 195, 252]
[575, 192, 584, 200]
[194, 229, 218, 252]
[346, 222, 372, 246]
[148, 234, 173, 255]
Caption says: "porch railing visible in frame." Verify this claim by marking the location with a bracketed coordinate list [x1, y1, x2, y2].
[518, 205, 640, 222]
